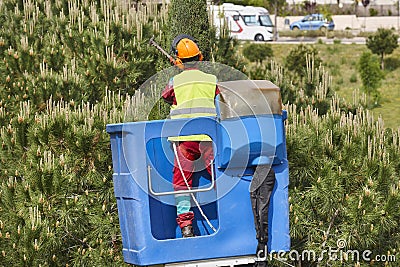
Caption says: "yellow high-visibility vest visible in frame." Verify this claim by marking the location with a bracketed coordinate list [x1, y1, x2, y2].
[169, 69, 217, 142]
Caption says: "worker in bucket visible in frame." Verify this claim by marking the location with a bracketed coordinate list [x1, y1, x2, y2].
[161, 35, 276, 264]
[161, 34, 219, 238]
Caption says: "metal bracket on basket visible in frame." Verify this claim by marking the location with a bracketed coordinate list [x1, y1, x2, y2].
[147, 162, 215, 196]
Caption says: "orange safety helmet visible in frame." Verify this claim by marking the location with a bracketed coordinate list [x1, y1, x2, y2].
[176, 38, 203, 60]
[172, 34, 203, 61]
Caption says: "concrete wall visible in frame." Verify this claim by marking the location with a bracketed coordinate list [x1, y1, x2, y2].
[272, 15, 400, 31]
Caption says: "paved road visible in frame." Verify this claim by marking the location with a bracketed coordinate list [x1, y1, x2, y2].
[273, 36, 367, 44]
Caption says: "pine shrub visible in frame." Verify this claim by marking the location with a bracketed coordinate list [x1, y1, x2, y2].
[0, 1, 399, 266]
[0, 0, 163, 119]
[284, 44, 322, 79]
[0, 91, 145, 266]
[286, 100, 400, 265]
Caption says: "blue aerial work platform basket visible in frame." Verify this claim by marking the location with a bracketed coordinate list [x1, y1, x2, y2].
[106, 80, 290, 266]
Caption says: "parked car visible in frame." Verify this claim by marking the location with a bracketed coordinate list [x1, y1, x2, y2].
[290, 14, 334, 31]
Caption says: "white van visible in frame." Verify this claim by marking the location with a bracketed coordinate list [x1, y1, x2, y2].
[210, 3, 274, 41]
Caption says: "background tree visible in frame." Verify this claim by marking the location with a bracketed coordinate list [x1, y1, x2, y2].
[267, 0, 287, 41]
[358, 51, 383, 106]
[366, 28, 399, 70]
[303, 0, 317, 13]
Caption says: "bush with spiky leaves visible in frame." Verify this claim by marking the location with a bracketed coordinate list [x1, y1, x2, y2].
[284, 44, 322, 79]
[0, 0, 164, 118]
[0, 0, 166, 265]
[249, 55, 399, 266]
[0, 91, 149, 266]
[285, 101, 400, 266]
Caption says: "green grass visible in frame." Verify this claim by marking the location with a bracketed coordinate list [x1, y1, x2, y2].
[269, 43, 400, 129]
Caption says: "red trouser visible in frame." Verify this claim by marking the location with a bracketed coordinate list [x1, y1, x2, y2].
[173, 141, 214, 228]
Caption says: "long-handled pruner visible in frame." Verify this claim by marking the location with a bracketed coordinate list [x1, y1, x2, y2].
[149, 36, 183, 67]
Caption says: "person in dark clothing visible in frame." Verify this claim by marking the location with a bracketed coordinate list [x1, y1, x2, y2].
[250, 165, 276, 266]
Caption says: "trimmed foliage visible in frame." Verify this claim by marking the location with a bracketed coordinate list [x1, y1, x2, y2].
[166, 0, 214, 61]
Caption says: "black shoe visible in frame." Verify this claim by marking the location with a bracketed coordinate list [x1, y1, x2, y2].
[255, 242, 268, 267]
[255, 261, 268, 267]
[181, 225, 194, 238]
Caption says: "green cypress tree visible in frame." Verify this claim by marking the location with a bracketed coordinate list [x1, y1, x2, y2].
[166, 0, 214, 61]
